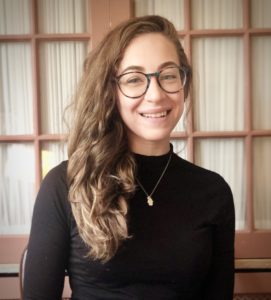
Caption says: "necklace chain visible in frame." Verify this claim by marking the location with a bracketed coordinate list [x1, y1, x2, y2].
[136, 152, 172, 206]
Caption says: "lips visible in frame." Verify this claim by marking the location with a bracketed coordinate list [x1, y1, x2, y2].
[140, 110, 170, 118]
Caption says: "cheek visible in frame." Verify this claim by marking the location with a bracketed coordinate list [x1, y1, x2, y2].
[116, 91, 140, 117]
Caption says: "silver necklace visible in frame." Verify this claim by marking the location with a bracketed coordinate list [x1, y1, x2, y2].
[136, 152, 172, 206]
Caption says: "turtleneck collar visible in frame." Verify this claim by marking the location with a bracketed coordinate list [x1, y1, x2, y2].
[133, 144, 173, 170]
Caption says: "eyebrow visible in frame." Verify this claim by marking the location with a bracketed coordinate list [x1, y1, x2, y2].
[119, 61, 179, 75]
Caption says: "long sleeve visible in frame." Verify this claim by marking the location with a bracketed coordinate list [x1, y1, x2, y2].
[203, 180, 235, 300]
[23, 162, 70, 300]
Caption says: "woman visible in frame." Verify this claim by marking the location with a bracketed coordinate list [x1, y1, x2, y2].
[24, 15, 235, 299]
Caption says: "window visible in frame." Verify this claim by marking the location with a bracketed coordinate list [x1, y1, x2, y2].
[0, 0, 90, 263]
[134, 0, 271, 261]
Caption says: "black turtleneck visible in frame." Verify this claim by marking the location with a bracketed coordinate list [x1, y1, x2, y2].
[24, 146, 235, 300]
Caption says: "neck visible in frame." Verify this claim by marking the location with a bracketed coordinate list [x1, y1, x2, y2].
[129, 140, 171, 156]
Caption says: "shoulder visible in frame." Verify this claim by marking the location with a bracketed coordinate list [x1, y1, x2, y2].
[171, 153, 233, 201]
[172, 154, 234, 224]
[35, 161, 70, 223]
[172, 153, 225, 183]
[41, 160, 68, 188]
[39, 161, 69, 200]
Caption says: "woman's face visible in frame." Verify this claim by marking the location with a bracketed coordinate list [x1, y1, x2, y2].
[116, 33, 184, 155]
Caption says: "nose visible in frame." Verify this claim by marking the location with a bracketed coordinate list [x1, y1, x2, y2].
[144, 76, 165, 103]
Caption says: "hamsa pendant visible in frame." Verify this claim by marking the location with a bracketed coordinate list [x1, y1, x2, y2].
[147, 196, 154, 206]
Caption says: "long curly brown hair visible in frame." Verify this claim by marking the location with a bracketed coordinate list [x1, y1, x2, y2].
[67, 15, 192, 262]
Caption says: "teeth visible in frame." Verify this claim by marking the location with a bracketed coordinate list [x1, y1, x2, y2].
[141, 111, 167, 118]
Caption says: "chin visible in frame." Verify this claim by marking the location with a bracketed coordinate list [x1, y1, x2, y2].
[140, 131, 172, 143]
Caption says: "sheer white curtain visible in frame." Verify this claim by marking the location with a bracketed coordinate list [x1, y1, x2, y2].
[40, 41, 87, 134]
[0, 42, 33, 134]
[0, 143, 35, 234]
[253, 138, 271, 229]
[0, 0, 88, 235]
[38, 0, 87, 33]
[191, 0, 243, 29]
[193, 37, 244, 131]
[193, 37, 246, 229]
[41, 142, 68, 178]
[251, 0, 271, 28]
[173, 102, 187, 132]
[195, 139, 246, 229]
[0, 0, 31, 34]
[134, 0, 184, 30]
[252, 36, 271, 130]
[251, 35, 271, 229]
[171, 139, 187, 160]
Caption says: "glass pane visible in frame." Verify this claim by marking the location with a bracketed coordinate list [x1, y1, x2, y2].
[252, 36, 271, 130]
[195, 138, 246, 229]
[0, 42, 33, 134]
[0, 0, 31, 34]
[38, 0, 88, 33]
[41, 141, 68, 178]
[0, 143, 35, 234]
[253, 137, 271, 229]
[251, 0, 271, 28]
[39, 41, 87, 134]
[192, 0, 243, 29]
[172, 39, 187, 133]
[193, 37, 244, 131]
[171, 139, 187, 160]
[173, 109, 186, 132]
[134, 0, 184, 30]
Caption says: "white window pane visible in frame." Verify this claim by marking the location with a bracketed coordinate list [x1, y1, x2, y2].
[251, 0, 271, 28]
[253, 137, 271, 229]
[171, 139, 187, 160]
[193, 37, 244, 131]
[195, 138, 246, 230]
[252, 36, 271, 130]
[0, 42, 33, 134]
[39, 41, 87, 134]
[134, 0, 184, 30]
[192, 0, 243, 29]
[173, 108, 186, 132]
[38, 0, 88, 33]
[0, 0, 31, 34]
[41, 142, 67, 178]
[173, 38, 187, 133]
[0, 143, 35, 234]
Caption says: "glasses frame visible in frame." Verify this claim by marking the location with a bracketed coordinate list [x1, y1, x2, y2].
[115, 66, 187, 99]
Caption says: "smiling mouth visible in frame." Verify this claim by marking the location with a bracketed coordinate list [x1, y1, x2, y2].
[140, 110, 170, 118]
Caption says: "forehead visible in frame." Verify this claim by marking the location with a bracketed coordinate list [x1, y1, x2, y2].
[118, 33, 179, 72]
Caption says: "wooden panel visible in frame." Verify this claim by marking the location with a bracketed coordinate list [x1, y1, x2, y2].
[235, 273, 271, 293]
[90, 0, 110, 48]
[90, 0, 132, 48]
[0, 237, 28, 264]
[110, 0, 132, 28]
[235, 232, 271, 258]
[0, 277, 20, 299]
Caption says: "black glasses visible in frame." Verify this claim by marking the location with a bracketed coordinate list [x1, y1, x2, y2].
[115, 66, 187, 99]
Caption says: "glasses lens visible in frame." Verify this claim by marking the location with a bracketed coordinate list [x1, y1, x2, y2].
[118, 72, 147, 98]
[117, 67, 186, 98]
[159, 67, 186, 93]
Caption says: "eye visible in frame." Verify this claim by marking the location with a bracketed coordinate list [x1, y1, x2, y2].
[127, 76, 144, 84]
[160, 68, 179, 82]
[160, 73, 177, 81]
[120, 73, 145, 86]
